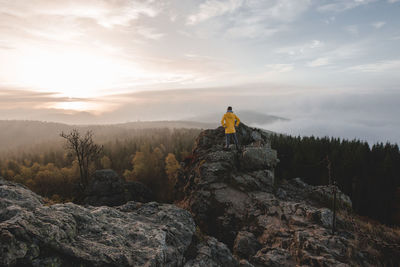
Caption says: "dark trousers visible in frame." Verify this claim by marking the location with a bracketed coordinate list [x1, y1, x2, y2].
[226, 133, 239, 149]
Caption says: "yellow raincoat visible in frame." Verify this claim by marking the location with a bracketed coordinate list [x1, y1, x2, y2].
[221, 112, 240, 134]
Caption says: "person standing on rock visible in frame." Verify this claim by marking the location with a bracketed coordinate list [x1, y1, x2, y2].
[221, 106, 241, 150]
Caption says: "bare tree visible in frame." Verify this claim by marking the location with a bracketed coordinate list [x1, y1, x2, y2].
[60, 129, 102, 191]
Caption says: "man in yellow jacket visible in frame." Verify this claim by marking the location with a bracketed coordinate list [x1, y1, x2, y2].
[221, 106, 241, 150]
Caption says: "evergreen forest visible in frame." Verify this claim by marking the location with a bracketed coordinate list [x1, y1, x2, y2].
[270, 134, 400, 225]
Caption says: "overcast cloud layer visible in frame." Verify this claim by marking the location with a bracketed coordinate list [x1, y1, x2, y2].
[0, 0, 399, 144]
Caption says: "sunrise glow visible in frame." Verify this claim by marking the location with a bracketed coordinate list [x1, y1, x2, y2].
[0, 0, 399, 142]
[14, 47, 141, 98]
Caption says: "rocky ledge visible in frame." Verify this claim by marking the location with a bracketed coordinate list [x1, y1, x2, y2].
[0, 178, 237, 266]
[176, 124, 400, 266]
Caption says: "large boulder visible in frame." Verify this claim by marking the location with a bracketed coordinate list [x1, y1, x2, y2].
[0, 177, 238, 266]
[241, 146, 278, 171]
[184, 237, 239, 267]
[308, 183, 352, 210]
[84, 169, 153, 206]
[0, 177, 192, 266]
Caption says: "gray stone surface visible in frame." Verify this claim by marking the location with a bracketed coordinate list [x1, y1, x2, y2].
[184, 237, 239, 267]
[308, 183, 353, 209]
[1, 178, 201, 266]
[241, 146, 278, 171]
[1, 176, 241, 267]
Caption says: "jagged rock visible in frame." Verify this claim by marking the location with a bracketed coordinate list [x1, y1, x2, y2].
[307, 208, 333, 228]
[241, 146, 278, 171]
[276, 188, 287, 199]
[1, 176, 243, 267]
[238, 259, 254, 267]
[292, 177, 309, 188]
[184, 237, 239, 267]
[84, 169, 153, 206]
[1, 178, 204, 266]
[176, 124, 400, 266]
[252, 247, 295, 267]
[233, 231, 260, 259]
[308, 184, 352, 209]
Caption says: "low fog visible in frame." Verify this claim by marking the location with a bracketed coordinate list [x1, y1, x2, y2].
[1, 86, 399, 145]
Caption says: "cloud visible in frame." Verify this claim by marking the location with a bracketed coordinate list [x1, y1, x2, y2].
[245, 0, 312, 23]
[225, 25, 285, 39]
[0, 0, 161, 28]
[275, 40, 325, 57]
[0, 86, 118, 122]
[265, 64, 294, 73]
[371, 21, 386, 29]
[187, 0, 243, 25]
[388, 0, 400, 3]
[345, 25, 359, 35]
[0, 40, 15, 50]
[187, 0, 312, 38]
[136, 27, 165, 40]
[306, 57, 330, 67]
[324, 16, 336, 24]
[0, 87, 66, 105]
[0, 87, 92, 108]
[264, 90, 400, 144]
[318, 0, 377, 13]
[347, 60, 400, 72]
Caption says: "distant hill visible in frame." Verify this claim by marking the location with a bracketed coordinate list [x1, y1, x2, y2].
[186, 110, 288, 126]
[0, 120, 215, 154]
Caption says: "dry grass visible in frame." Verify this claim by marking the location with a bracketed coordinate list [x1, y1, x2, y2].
[338, 209, 400, 257]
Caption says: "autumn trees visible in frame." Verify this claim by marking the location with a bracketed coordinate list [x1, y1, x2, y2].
[1, 128, 196, 203]
[123, 145, 181, 202]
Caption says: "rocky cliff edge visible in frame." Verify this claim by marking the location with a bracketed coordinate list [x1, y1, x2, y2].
[0, 177, 238, 266]
[176, 123, 400, 266]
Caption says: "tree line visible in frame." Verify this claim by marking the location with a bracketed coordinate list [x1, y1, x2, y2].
[0, 128, 201, 203]
[270, 134, 400, 225]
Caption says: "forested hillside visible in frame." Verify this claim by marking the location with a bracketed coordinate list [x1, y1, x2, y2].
[271, 134, 400, 225]
[0, 127, 201, 202]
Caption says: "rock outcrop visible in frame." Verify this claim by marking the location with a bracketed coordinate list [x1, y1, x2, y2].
[83, 169, 153, 206]
[0, 177, 238, 266]
[176, 124, 400, 266]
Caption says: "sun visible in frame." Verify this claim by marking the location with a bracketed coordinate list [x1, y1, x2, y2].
[52, 101, 94, 111]
[16, 47, 140, 98]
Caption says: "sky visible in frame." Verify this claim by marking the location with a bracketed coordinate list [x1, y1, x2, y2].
[0, 0, 400, 144]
